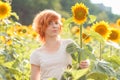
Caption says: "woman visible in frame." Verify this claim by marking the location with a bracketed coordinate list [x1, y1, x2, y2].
[30, 9, 89, 80]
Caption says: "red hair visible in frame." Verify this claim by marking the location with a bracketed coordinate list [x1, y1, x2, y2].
[32, 10, 62, 42]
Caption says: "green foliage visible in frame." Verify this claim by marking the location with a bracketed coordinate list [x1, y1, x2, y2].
[10, 12, 19, 20]
[103, 54, 120, 69]
[63, 17, 73, 27]
[62, 68, 89, 80]
[116, 68, 120, 80]
[72, 68, 89, 80]
[0, 28, 39, 79]
[66, 42, 79, 54]
[88, 15, 96, 24]
[91, 60, 116, 77]
[87, 72, 108, 80]
[66, 42, 96, 62]
[0, 2, 40, 79]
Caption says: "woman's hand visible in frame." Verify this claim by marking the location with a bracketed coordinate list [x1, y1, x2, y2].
[79, 59, 90, 69]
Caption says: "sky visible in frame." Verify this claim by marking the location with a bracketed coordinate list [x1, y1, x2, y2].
[90, 0, 120, 15]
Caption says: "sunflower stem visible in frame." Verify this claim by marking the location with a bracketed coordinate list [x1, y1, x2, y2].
[80, 25, 82, 48]
[78, 25, 82, 63]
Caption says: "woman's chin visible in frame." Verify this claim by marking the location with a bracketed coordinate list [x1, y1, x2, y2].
[50, 34, 59, 37]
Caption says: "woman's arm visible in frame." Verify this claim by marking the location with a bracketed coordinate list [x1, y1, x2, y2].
[30, 64, 40, 80]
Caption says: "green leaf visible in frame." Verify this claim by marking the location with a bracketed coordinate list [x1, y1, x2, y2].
[79, 48, 88, 61]
[72, 68, 89, 80]
[62, 68, 89, 80]
[86, 44, 93, 52]
[84, 45, 96, 60]
[88, 15, 96, 24]
[61, 70, 73, 80]
[63, 17, 73, 27]
[11, 12, 19, 20]
[78, 45, 96, 61]
[2, 61, 14, 68]
[87, 72, 108, 80]
[66, 43, 79, 54]
[103, 54, 120, 69]
[99, 63, 115, 76]
[116, 69, 120, 80]
[90, 30, 105, 43]
[0, 54, 5, 64]
[92, 60, 116, 77]
[71, 52, 78, 61]
[0, 32, 8, 36]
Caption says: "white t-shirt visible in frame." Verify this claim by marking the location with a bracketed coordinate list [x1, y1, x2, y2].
[30, 39, 74, 80]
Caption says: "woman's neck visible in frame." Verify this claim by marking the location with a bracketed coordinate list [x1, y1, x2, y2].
[44, 36, 60, 46]
[41, 36, 61, 53]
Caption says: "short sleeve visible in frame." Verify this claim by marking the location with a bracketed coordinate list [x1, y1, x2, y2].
[65, 39, 79, 47]
[30, 50, 40, 66]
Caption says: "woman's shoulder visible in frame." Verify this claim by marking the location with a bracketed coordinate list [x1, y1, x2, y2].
[61, 39, 79, 48]
[61, 38, 74, 44]
[30, 47, 42, 66]
[30, 47, 43, 56]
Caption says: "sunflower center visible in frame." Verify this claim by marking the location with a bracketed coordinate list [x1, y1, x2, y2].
[76, 28, 80, 33]
[0, 5, 7, 15]
[95, 25, 107, 35]
[109, 31, 118, 40]
[32, 33, 37, 38]
[18, 29, 22, 33]
[82, 33, 89, 39]
[75, 7, 86, 20]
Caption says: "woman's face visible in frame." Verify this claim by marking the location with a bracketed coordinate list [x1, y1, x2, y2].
[45, 19, 61, 37]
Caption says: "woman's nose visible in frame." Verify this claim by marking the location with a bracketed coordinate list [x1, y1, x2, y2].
[53, 23, 58, 28]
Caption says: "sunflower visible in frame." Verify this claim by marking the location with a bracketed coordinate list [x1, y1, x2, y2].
[0, 1, 11, 19]
[116, 18, 120, 27]
[71, 3, 88, 24]
[92, 21, 111, 40]
[82, 33, 91, 43]
[71, 26, 80, 36]
[6, 38, 12, 45]
[0, 36, 5, 43]
[86, 26, 91, 30]
[109, 23, 117, 28]
[31, 31, 38, 39]
[108, 28, 120, 42]
[0, 36, 12, 45]
[61, 18, 65, 23]
[7, 27, 14, 37]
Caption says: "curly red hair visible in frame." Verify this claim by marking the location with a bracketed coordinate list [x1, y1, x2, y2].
[32, 10, 62, 42]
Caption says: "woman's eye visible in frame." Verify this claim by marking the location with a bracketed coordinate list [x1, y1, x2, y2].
[48, 21, 59, 25]
[55, 22, 59, 24]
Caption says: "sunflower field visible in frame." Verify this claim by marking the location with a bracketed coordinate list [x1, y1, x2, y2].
[0, 0, 120, 80]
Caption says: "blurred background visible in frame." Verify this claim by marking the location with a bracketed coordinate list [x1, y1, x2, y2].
[12, 0, 120, 25]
